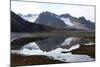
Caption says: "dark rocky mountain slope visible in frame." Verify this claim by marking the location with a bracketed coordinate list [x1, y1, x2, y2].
[11, 11, 63, 32]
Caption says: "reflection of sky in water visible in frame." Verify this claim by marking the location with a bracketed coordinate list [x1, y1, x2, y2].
[11, 41, 94, 62]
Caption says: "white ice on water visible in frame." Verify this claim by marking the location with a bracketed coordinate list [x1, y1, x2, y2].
[11, 42, 94, 62]
[85, 42, 94, 45]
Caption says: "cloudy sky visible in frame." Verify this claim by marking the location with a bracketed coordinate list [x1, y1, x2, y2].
[11, 1, 95, 22]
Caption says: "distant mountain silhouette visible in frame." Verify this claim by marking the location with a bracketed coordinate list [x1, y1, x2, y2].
[11, 11, 85, 32]
[79, 17, 95, 31]
[59, 13, 78, 22]
[60, 14, 95, 31]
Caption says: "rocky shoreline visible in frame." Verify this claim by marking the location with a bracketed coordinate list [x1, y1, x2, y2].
[71, 45, 95, 58]
[11, 54, 65, 66]
[11, 45, 95, 66]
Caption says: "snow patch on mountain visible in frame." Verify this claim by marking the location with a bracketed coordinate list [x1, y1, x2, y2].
[19, 14, 39, 22]
[61, 17, 74, 26]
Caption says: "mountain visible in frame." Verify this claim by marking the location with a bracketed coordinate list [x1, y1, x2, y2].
[18, 13, 38, 22]
[59, 14, 95, 31]
[11, 11, 64, 32]
[12, 11, 85, 32]
[59, 13, 78, 22]
[34, 11, 67, 28]
[33, 11, 95, 31]
[79, 17, 95, 31]
[17, 11, 95, 31]
[25, 13, 33, 17]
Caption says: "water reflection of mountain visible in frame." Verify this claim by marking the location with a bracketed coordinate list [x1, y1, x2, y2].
[11, 37, 95, 57]
[11, 37, 95, 66]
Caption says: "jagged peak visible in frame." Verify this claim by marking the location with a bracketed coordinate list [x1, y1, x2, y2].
[79, 16, 86, 20]
[39, 11, 57, 17]
[60, 13, 72, 18]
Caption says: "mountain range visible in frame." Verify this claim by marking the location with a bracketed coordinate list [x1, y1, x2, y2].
[12, 11, 89, 32]
[11, 11, 64, 32]
[17, 11, 95, 32]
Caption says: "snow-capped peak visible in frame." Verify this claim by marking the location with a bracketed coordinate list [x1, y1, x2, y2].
[18, 14, 39, 22]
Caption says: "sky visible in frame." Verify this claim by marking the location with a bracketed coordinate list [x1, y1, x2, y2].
[11, 1, 95, 22]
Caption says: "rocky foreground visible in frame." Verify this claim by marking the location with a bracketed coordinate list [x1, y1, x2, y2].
[71, 45, 95, 58]
[11, 45, 95, 66]
[11, 54, 65, 66]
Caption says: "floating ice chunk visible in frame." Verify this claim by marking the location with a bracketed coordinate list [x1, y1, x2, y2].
[19, 48, 44, 56]
[68, 44, 80, 51]
[11, 42, 94, 62]
[85, 42, 94, 45]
